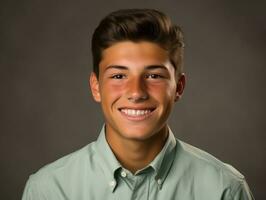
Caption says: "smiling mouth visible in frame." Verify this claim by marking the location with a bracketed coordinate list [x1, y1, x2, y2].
[118, 108, 156, 119]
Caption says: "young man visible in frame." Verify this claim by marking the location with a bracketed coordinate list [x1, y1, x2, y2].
[22, 9, 254, 200]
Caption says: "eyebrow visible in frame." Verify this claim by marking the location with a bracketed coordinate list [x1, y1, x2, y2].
[105, 64, 168, 72]
[145, 65, 168, 71]
[104, 65, 128, 72]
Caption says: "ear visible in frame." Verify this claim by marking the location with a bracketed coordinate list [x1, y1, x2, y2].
[175, 73, 186, 102]
[89, 72, 101, 102]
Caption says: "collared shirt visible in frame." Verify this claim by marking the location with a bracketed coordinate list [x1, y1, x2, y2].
[22, 126, 254, 200]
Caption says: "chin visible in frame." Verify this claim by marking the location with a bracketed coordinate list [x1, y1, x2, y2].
[119, 126, 157, 141]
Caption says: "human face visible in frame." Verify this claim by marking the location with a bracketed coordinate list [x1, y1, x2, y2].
[90, 41, 185, 142]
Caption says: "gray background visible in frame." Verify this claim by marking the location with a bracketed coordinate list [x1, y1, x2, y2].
[1, 0, 265, 199]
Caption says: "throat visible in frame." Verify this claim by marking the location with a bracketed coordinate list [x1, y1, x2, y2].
[106, 126, 168, 173]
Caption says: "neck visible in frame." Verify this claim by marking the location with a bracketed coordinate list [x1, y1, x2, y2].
[106, 126, 168, 173]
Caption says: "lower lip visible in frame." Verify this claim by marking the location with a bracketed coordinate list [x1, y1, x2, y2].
[119, 110, 155, 121]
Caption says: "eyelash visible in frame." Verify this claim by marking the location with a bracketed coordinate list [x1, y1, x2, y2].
[110, 74, 126, 79]
[110, 73, 165, 79]
[145, 74, 164, 79]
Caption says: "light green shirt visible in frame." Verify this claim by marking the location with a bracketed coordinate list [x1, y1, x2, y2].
[22, 126, 254, 200]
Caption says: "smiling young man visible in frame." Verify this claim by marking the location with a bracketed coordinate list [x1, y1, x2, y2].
[22, 9, 254, 200]
[90, 40, 183, 173]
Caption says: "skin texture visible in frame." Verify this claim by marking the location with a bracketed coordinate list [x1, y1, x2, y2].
[90, 41, 185, 173]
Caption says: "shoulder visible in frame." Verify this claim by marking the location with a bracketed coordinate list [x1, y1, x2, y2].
[22, 142, 99, 199]
[174, 139, 246, 191]
[28, 141, 97, 185]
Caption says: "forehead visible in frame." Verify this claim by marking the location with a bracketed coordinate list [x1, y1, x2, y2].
[99, 41, 170, 68]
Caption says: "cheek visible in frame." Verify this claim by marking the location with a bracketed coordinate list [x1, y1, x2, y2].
[101, 82, 125, 101]
[149, 82, 175, 100]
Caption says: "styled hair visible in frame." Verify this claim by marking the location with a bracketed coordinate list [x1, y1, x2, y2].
[91, 9, 185, 77]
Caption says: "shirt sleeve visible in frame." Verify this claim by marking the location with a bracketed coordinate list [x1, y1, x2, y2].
[231, 180, 255, 200]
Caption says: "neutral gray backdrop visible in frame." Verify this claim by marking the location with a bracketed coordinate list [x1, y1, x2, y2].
[1, 0, 265, 199]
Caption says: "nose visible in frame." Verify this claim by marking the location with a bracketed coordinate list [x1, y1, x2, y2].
[127, 77, 148, 103]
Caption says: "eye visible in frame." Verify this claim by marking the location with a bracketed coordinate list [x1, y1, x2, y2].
[146, 74, 164, 79]
[110, 74, 126, 79]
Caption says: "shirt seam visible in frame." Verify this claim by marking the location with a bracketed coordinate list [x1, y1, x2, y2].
[228, 179, 245, 200]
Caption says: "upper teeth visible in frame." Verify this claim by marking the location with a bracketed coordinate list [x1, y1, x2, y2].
[121, 109, 151, 116]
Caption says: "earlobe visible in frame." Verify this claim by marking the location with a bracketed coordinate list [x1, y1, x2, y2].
[175, 73, 186, 102]
[89, 72, 101, 102]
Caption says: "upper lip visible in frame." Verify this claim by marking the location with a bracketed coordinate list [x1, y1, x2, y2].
[118, 107, 156, 111]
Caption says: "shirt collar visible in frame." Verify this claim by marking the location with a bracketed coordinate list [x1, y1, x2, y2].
[94, 125, 121, 192]
[149, 127, 177, 189]
[94, 125, 177, 191]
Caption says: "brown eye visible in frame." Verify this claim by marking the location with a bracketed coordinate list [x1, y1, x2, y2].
[111, 74, 126, 79]
[146, 74, 163, 79]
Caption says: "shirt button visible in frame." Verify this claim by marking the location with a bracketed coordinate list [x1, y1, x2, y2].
[157, 178, 162, 185]
[121, 171, 127, 178]
[109, 180, 116, 187]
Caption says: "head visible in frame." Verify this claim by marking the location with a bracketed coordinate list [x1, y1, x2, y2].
[91, 9, 185, 78]
[90, 9, 185, 143]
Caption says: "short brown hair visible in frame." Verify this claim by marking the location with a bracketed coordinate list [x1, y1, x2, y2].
[91, 9, 185, 77]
